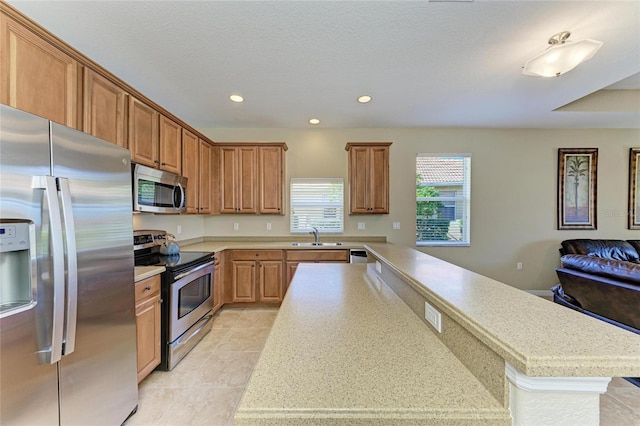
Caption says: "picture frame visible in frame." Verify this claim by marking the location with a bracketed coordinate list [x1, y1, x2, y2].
[629, 148, 640, 230]
[557, 148, 598, 230]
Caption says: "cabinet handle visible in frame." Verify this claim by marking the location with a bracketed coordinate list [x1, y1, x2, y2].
[161, 162, 166, 166]
[154, 160, 159, 164]
[145, 285, 152, 291]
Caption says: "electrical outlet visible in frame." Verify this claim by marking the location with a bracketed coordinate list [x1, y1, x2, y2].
[392, 222, 400, 230]
[424, 301, 442, 333]
[233, 222, 239, 231]
[358, 222, 365, 230]
[375, 261, 382, 274]
[266, 222, 272, 231]
[517, 262, 523, 270]
[177, 225, 182, 234]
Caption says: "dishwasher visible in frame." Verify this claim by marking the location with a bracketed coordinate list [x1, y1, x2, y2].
[349, 249, 369, 263]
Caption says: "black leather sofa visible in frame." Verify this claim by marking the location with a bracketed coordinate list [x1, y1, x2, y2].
[552, 239, 640, 386]
[553, 239, 640, 334]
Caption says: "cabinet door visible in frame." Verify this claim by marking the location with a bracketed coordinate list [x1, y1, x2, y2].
[259, 261, 283, 302]
[83, 68, 126, 147]
[159, 115, 181, 174]
[348, 146, 371, 214]
[135, 294, 161, 383]
[237, 146, 258, 213]
[129, 96, 159, 167]
[198, 140, 212, 214]
[259, 146, 284, 214]
[181, 129, 199, 214]
[219, 146, 238, 213]
[1, 15, 78, 128]
[368, 146, 390, 213]
[232, 261, 256, 302]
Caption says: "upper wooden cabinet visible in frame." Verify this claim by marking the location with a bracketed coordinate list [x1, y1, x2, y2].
[199, 140, 212, 214]
[345, 142, 392, 214]
[259, 145, 286, 214]
[217, 143, 287, 215]
[219, 145, 258, 214]
[158, 115, 182, 174]
[129, 96, 159, 167]
[182, 129, 212, 214]
[1, 3, 215, 159]
[182, 129, 199, 214]
[0, 14, 79, 128]
[83, 68, 127, 148]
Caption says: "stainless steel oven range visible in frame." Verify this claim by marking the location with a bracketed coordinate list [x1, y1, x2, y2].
[134, 230, 215, 370]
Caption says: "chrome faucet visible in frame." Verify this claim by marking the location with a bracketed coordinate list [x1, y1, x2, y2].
[310, 227, 320, 244]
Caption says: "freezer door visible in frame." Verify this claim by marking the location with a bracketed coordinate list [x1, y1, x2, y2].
[0, 105, 60, 425]
[51, 123, 138, 425]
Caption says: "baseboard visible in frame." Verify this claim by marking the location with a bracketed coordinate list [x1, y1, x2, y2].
[525, 289, 554, 298]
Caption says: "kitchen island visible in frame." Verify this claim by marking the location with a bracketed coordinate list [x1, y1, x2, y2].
[234, 262, 511, 425]
[235, 243, 640, 425]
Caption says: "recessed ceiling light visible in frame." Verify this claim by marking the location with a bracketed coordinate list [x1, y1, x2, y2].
[357, 95, 372, 103]
[229, 95, 244, 103]
[309, 118, 320, 125]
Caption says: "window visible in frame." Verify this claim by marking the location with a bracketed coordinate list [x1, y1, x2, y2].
[416, 154, 471, 246]
[290, 178, 344, 233]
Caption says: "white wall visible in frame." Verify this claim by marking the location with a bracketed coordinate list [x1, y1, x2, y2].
[136, 126, 639, 292]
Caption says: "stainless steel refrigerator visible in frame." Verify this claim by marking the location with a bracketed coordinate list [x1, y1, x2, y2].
[0, 105, 138, 425]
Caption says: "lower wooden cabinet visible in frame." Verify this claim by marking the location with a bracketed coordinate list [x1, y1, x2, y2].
[134, 275, 161, 383]
[285, 250, 350, 291]
[228, 250, 284, 304]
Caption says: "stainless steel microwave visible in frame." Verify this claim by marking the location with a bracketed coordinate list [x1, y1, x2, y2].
[132, 163, 187, 214]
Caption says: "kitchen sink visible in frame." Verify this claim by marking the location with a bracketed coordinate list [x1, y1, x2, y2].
[291, 242, 343, 247]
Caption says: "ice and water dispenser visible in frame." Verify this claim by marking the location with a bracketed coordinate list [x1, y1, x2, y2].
[0, 220, 35, 315]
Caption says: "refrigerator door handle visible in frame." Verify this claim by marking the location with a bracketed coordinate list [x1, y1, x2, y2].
[32, 176, 65, 364]
[58, 177, 77, 355]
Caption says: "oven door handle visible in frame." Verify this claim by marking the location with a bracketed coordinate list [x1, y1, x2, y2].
[175, 314, 213, 348]
[174, 259, 214, 281]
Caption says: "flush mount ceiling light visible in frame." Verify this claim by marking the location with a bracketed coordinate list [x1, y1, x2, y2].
[522, 31, 603, 77]
[309, 118, 320, 125]
[357, 95, 372, 103]
[229, 94, 244, 103]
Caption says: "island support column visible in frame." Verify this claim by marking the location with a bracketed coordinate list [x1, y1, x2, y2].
[505, 363, 610, 426]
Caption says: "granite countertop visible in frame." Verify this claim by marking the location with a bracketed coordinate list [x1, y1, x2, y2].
[365, 243, 640, 378]
[181, 239, 374, 253]
[134, 266, 165, 282]
[235, 263, 511, 425]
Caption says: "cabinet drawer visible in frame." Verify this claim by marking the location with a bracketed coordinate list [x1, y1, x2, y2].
[135, 275, 161, 304]
[285, 250, 349, 262]
[232, 249, 283, 261]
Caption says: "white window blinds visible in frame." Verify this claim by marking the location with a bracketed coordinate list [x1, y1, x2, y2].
[290, 178, 344, 233]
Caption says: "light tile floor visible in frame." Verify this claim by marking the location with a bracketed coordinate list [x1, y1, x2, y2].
[124, 306, 640, 426]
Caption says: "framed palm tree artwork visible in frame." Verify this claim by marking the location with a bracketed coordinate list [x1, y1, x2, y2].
[629, 148, 640, 230]
[558, 148, 598, 230]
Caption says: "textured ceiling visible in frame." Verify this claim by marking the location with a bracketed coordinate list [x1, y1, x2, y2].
[6, 0, 640, 129]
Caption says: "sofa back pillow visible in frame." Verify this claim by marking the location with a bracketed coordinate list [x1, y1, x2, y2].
[561, 254, 640, 282]
[560, 239, 640, 262]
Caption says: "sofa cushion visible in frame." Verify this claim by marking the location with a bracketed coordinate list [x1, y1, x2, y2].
[561, 254, 640, 283]
[560, 239, 640, 262]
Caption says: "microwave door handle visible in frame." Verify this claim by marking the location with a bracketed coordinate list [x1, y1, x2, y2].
[32, 176, 65, 364]
[174, 183, 185, 209]
[58, 178, 77, 355]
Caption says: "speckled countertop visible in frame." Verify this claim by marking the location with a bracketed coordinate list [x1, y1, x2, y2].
[235, 263, 511, 425]
[365, 243, 640, 378]
[134, 266, 165, 282]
